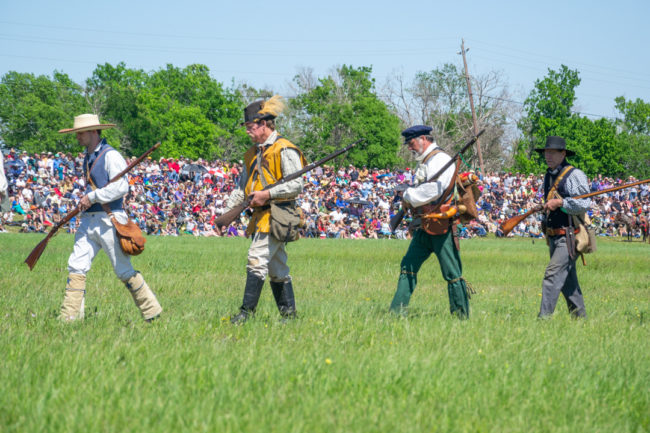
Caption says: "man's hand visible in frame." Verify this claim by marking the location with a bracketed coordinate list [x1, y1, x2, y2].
[248, 190, 271, 207]
[78, 195, 92, 211]
[543, 198, 563, 212]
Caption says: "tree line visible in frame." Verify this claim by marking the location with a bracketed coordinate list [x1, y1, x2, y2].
[0, 62, 648, 178]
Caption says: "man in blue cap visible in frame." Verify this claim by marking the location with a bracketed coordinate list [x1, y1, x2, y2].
[535, 136, 590, 318]
[389, 125, 471, 318]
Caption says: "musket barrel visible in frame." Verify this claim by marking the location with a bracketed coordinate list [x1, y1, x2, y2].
[214, 139, 364, 229]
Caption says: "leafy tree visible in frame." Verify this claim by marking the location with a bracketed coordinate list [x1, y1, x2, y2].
[514, 65, 625, 177]
[86, 63, 247, 160]
[383, 64, 516, 172]
[85, 62, 148, 152]
[514, 65, 580, 173]
[291, 65, 402, 168]
[614, 96, 650, 178]
[0, 71, 87, 153]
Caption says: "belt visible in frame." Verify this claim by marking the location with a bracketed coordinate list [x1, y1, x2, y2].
[253, 201, 295, 212]
[545, 227, 579, 237]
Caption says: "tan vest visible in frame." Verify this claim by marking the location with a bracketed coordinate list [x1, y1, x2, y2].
[243, 137, 306, 235]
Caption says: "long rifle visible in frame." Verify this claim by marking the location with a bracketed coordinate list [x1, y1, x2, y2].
[24, 142, 161, 270]
[500, 178, 650, 236]
[389, 129, 485, 232]
[214, 138, 364, 229]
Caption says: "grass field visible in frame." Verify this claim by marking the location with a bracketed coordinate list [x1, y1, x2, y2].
[1, 233, 648, 432]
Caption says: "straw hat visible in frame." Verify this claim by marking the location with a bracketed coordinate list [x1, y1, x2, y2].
[59, 114, 115, 134]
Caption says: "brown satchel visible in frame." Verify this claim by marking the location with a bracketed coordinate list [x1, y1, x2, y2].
[419, 159, 460, 236]
[102, 204, 146, 255]
[455, 172, 481, 224]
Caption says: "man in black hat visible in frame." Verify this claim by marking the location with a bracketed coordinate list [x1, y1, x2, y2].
[224, 95, 307, 324]
[535, 136, 591, 318]
[389, 125, 471, 318]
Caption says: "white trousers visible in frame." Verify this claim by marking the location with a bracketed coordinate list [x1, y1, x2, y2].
[68, 211, 136, 281]
[247, 232, 291, 282]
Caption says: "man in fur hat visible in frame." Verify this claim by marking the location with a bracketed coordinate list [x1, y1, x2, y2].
[57, 114, 162, 322]
[536, 136, 590, 318]
[224, 96, 306, 324]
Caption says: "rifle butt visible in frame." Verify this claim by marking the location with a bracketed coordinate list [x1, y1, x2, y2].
[500, 216, 524, 237]
[500, 207, 540, 236]
[25, 237, 49, 270]
[214, 203, 247, 228]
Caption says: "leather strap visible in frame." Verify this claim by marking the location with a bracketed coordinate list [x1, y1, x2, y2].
[85, 144, 112, 188]
[545, 227, 579, 237]
[546, 165, 573, 201]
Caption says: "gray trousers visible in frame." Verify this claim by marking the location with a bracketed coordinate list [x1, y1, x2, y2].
[539, 235, 586, 318]
[247, 232, 291, 283]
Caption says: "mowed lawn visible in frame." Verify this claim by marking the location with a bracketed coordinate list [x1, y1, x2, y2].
[1, 233, 648, 433]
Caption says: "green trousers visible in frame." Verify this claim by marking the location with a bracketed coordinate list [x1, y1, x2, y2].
[390, 228, 469, 318]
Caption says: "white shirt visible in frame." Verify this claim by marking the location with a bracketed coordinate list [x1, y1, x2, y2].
[0, 152, 7, 195]
[403, 144, 455, 208]
[329, 209, 344, 223]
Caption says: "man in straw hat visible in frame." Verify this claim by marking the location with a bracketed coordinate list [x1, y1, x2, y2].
[223, 96, 306, 324]
[535, 136, 590, 318]
[57, 114, 162, 322]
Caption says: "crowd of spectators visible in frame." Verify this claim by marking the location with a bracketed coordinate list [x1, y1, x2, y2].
[1, 147, 649, 240]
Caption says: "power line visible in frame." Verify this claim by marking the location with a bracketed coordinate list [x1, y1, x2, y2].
[0, 20, 459, 44]
[466, 37, 650, 84]
[0, 34, 456, 58]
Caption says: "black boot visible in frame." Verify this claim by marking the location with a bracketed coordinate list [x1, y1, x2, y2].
[231, 272, 265, 325]
[270, 280, 296, 319]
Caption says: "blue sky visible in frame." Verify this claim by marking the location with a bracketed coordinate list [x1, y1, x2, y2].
[1, 0, 649, 120]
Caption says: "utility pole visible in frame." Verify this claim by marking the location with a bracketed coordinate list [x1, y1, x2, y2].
[459, 38, 485, 175]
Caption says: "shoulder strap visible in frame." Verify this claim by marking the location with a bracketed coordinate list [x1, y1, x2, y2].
[546, 165, 573, 201]
[255, 146, 273, 187]
[440, 160, 460, 203]
[422, 148, 443, 165]
[85, 145, 113, 190]
[256, 135, 289, 187]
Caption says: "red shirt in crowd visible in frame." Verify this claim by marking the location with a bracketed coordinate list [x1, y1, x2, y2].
[168, 161, 180, 173]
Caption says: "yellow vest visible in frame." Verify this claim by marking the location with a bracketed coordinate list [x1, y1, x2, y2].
[243, 137, 306, 235]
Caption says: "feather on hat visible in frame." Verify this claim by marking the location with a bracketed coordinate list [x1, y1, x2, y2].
[242, 95, 286, 124]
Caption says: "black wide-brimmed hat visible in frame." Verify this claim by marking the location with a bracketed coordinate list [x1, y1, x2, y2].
[242, 95, 286, 125]
[534, 136, 575, 157]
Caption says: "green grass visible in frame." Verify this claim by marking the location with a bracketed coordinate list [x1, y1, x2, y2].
[1, 233, 648, 432]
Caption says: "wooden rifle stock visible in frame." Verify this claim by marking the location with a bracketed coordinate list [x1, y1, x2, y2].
[214, 138, 364, 229]
[24, 142, 161, 270]
[389, 129, 485, 232]
[499, 178, 650, 236]
[499, 205, 542, 236]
